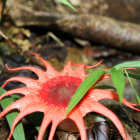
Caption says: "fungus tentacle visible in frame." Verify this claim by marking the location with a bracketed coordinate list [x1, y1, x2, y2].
[73, 65, 86, 79]
[7, 103, 48, 139]
[81, 101, 128, 140]
[0, 88, 31, 100]
[38, 114, 52, 140]
[1, 77, 41, 88]
[61, 61, 73, 75]
[45, 108, 66, 140]
[100, 74, 111, 80]
[85, 60, 103, 69]
[7, 108, 42, 140]
[70, 110, 87, 140]
[5, 65, 46, 82]
[31, 53, 58, 76]
[62, 62, 86, 78]
[48, 120, 62, 140]
[0, 98, 25, 119]
[88, 89, 140, 111]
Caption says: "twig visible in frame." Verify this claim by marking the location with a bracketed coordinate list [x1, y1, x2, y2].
[46, 32, 64, 47]
[0, 30, 44, 67]
[0, 30, 22, 53]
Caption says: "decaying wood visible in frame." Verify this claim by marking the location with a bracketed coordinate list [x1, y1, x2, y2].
[5, 0, 140, 53]
[56, 14, 140, 53]
[7, 0, 140, 24]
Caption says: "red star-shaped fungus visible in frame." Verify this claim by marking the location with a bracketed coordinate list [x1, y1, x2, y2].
[0, 53, 139, 140]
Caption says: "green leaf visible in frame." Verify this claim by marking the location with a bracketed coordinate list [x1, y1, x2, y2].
[124, 73, 140, 80]
[94, 85, 115, 90]
[113, 61, 140, 69]
[0, 88, 25, 140]
[58, 0, 76, 11]
[111, 68, 125, 102]
[66, 69, 105, 114]
[124, 70, 140, 104]
[11, 94, 23, 100]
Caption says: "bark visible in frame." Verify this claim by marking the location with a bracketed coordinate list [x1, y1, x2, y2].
[56, 14, 140, 53]
[5, 0, 140, 53]
[7, 0, 140, 24]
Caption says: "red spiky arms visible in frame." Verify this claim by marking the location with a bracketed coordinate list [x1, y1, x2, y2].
[0, 53, 139, 140]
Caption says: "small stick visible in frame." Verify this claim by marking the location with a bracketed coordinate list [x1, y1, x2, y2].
[0, 30, 22, 53]
[0, 30, 43, 66]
